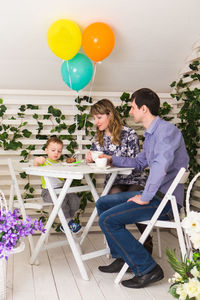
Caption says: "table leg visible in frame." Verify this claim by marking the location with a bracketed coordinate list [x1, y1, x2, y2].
[30, 178, 73, 264]
[46, 177, 89, 280]
[80, 172, 117, 245]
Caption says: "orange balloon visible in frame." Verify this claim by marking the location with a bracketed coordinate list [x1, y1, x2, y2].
[82, 22, 115, 62]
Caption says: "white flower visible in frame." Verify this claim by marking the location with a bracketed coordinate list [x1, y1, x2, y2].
[170, 272, 183, 283]
[176, 284, 187, 300]
[190, 232, 200, 250]
[181, 211, 200, 235]
[183, 277, 200, 299]
[191, 266, 200, 278]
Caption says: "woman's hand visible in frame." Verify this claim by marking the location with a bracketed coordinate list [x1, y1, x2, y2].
[85, 151, 93, 163]
[127, 194, 149, 205]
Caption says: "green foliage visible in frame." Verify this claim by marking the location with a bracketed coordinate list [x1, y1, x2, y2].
[166, 248, 188, 280]
[170, 60, 200, 178]
[116, 92, 131, 122]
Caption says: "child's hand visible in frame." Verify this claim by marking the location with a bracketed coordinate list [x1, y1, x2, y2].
[85, 151, 93, 163]
[34, 156, 46, 166]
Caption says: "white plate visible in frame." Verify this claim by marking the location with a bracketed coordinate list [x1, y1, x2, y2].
[61, 162, 83, 166]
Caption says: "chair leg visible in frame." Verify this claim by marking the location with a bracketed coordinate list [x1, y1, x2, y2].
[171, 196, 187, 260]
[156, 228, 162, 258]
[114, 263, 129, 284]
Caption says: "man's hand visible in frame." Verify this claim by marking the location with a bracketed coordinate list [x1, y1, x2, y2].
[127, 194, 149, 205]
[99, 154, 112, 165]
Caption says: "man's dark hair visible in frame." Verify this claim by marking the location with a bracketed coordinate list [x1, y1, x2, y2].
[131, 88, 160, 116]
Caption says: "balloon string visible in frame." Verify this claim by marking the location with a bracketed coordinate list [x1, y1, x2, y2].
[67, 61, 72, 89]
[75, 91, 79, 130]
[88, 62, 97, 102]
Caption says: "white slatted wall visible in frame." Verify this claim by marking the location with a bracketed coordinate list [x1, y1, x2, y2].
[0, 89, 199, 229]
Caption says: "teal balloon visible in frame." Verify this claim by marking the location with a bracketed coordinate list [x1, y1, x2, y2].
[61, 53, 93, 91]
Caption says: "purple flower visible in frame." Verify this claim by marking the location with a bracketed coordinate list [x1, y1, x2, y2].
[0, 208, 45, 260]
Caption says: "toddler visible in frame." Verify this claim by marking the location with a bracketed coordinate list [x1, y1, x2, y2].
[34, 137, 82, 234]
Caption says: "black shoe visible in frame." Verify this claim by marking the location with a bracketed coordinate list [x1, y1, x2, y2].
[98, 258, 132, 273]
[121, 264, 164, 288]
[143, 239, 153, 255]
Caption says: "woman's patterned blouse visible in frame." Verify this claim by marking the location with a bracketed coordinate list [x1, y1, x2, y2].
[90, 126, 147, 186]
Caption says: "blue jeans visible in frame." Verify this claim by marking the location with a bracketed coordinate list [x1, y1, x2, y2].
[96, 191, 175, 276]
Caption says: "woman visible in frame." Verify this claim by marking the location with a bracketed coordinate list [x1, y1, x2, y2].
[86, 99, 153, 254]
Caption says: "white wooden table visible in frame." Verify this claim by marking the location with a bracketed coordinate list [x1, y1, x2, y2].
[24, 163, 133, 280]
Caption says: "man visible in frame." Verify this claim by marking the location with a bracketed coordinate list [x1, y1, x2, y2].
[97, 88, 189, 289]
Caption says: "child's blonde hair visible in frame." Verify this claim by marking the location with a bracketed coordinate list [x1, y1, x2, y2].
[45, 136, 63, 148]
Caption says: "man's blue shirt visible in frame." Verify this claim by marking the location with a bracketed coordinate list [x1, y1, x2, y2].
[112, 117, 189, 205]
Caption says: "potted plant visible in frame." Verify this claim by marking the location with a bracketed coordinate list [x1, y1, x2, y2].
[0, 190, 45, 300]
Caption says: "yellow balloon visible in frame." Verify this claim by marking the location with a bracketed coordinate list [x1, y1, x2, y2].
[47, 19, 82, 60]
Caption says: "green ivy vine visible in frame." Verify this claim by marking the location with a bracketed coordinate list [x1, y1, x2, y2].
[170, 60, 200, 179]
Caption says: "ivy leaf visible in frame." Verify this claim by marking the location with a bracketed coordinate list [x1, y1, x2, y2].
[48, 105, 61, 117]
[22, 129, 32, 138]
[19, 105, 26, 112]
[8, 140, 23, 150]
[120, 92, 131, 102]
[18, 113, 25, 118]
[20, 172, 27, 179]
[29, 187, 34, 193]
[27, 104, 39, 110]
[43, 114, 50, 119]
[36, 134, 48, 140]
[24, 183, 30, 190]
[0, 105, 7, 117]
[68, 123, 76, 134]
[170, 81, 176, 88]
[27, 145, 35, 151]
[33, 114, 38, 119]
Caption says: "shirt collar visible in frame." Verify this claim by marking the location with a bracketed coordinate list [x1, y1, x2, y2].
[47, 158, 59, 163]
[145, 116, 160, 136]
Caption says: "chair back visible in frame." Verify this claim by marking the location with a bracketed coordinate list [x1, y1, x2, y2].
[7, 159, 45, 212]
[0, 190, 8, 212]
[185, 172, 200, 215]
[7, 159, 29, 210]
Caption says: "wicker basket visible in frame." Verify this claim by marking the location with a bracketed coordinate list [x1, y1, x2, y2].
[0, 190, 25, 300]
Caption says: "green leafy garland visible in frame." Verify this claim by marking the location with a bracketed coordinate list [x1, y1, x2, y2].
[170, 60, 200, 179]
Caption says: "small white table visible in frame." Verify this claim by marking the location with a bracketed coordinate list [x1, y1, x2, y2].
[24, 163, 133, 280]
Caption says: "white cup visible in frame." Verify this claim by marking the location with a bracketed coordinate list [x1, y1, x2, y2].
[91, 151, 103, 161]
[95, 157, 107, 169]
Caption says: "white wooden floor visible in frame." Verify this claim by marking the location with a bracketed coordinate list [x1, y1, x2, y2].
[5, 230, 177, 300]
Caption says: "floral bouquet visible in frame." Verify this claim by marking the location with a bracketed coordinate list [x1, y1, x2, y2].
[0, 208, 45, 260]
[167, 211, 200, 300]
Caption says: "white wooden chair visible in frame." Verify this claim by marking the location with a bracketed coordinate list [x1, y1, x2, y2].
[115, 167, 188, 284]
[7, 159, 53, 255]
[141, 169, 189, 258]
